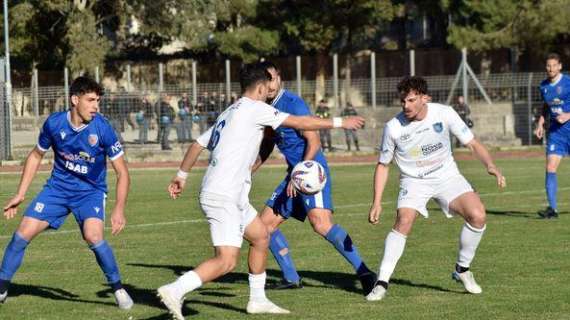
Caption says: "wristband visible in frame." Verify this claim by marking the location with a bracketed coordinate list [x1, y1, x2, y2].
[333, 117, 343, 128]
[176, 169, 189, 180]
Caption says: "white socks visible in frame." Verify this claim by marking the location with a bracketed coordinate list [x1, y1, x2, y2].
[169, 270, 203, 298]
[378, 230, 407, 283]
[457, 222, 486, 268]
[248, 272, 268, 302]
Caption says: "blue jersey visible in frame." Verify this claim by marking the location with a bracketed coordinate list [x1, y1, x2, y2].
[540, 74, 570, 133]
[271, 89, 328, 169]
[37, 111, 124, 193]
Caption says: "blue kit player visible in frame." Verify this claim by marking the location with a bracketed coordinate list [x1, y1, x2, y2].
[535, 53, 570, 219]
[258, 62, 377, 295]
[0, 77, 133, 309]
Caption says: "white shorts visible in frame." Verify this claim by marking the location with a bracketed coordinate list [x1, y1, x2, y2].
[200, 196, 258, 248]
[397, 174, 474, 218]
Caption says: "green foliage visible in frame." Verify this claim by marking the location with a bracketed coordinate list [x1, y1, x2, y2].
[447, 0, 570, 51]
[214, 26, 279, 62]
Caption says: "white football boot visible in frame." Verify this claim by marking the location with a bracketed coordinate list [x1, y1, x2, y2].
[157, 285, 185, 320]
[0, 291, 7, 303]
[114, 288, 134, 310]
[366, 284, 387, 301]
[452, 271, 482, 294]
[246, 299, 290, 314]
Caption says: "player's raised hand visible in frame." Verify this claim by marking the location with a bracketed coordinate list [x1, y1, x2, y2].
[342, 116, 365, 130]
[168, 176, 187, 199]
[368, 204, 383, 225]
[487, 165, 506, 188]
[534, 125, 544, 139]
[3, 194, 25, 219]
[110, 208, 126, 235]
[286, 180, 297, 198]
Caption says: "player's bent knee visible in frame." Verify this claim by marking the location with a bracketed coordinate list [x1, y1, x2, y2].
[83, 232, 104, 245]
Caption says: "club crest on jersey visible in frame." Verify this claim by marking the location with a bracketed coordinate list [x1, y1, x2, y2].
[60, 130, 66, 140]
[432, 122, 443, 133]
[88, 134, 98, 146]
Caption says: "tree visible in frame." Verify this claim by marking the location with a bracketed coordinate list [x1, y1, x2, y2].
[260, 0, 394, 101]
[446, 0, 570, 52]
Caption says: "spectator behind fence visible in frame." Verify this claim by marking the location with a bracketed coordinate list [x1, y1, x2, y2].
[177, 93, 193, 143]
[136, 94, 154, 144]
[315, 99, 333, 152]
[157, 93, 175, 150]
[118, 87, 135, 131]
[453, 96, 473, 128]
[196, 91, 209, 134]
[340, 103, 360, 151]
[207, 92, 219, 127]
[101, 94, 124, 144]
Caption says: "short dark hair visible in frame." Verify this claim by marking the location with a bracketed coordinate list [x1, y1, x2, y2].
[397, 76, 428, 96]
[259, 60, 280, 74]
[69, 76, 104, 98]
[239, 63, 271, 92]
[546, 53, 561, 63]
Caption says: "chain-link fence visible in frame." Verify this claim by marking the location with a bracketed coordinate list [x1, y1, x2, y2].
[4, 71, 550, 153]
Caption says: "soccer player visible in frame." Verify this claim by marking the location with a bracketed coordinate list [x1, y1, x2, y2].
[534, 53, 570, 219]
[156, 63, 364, 320]
[0, 77, 133, 309]
[257, 61, 377, 294]
[366, 76, 506, 301]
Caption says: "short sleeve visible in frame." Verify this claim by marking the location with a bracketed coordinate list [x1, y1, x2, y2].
[101, 121, 124, 161]
[446, 107, 474, 145]
[254, 102, 290, 129]
[196, 126, 213, 147]
[378, 125, 396, 164]
[37, 119, 53, 152]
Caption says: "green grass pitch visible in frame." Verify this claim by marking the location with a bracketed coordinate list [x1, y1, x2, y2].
[0, 157, 569, 319]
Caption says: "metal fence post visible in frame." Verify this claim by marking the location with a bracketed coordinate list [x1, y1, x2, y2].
[192, 60, 197, 106]
[158, 63, 164, 92]
[410, 49, 415, 76]
[333, 53, 339, 109]
[64, 67, 69, 110]
[296, 56, 302, 96]
[527, 72, 533, 145]
[371, 52, 376, 108]
[462, 48, 468, 105]
[32, 68, 39, 120]
[126, 64, 132, 91]
[95, 66, 100, 83]
[225, 59, 231, 103]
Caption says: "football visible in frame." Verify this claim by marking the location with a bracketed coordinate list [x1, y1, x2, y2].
[291, 160, 327, 195]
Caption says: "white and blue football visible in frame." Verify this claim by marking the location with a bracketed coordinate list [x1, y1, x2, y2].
[291, 160, 327, 195]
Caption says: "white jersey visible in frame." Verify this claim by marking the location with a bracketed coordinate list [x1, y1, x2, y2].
[196, 97, 289, 204]
[379, 103, 474, 180]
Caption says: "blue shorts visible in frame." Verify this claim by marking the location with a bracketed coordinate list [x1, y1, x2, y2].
[24, 184, 106, 230]
[265, 169, 334, 222]
[546, 131, 570, 157]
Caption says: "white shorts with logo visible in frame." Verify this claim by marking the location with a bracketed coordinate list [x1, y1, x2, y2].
[200, 196, 258, 248]
[397, 174, 474, 218]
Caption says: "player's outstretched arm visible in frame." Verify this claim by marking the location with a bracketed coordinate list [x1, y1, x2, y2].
[302, 129, 321, 161]
[110, 156, 130, 235]
[465, 139, 506, 189]
[369, 163, 390, 225]
[3, 147, 45, 219]
[169, 142, 206, 199]
[281, 115, 365, 131]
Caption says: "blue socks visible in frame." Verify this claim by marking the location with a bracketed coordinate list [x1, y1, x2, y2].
[325, 224, 370, 276]
[269, 229, 301, 283]
[89, 240, 122, 288]
[546, 172, 558, 210]
[0, 233, 29, 283]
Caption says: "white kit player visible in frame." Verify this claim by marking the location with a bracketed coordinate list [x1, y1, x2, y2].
[156, 63, 364, 320]
[366, 76, 506, 301]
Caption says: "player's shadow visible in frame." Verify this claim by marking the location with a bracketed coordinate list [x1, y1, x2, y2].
[485, 209, 558, 218]
[129, 263, 363, 295]
[7, 283, 115, 306]
[390, 278, 463, 294]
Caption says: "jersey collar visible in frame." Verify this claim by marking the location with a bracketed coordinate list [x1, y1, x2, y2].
[271, 89, 285, 107]
[67, 110, 88, 132]
[549, 74, 563, 86]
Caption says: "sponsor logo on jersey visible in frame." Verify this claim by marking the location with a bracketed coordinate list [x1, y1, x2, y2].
[94, 207, 100, 213]
[34, 202, 45, 213]
[415, 127, 430, 134]
[432, 122, 443, 133]
[60, 130, 66, 140]
[399, 133, 411, 142]
[552, 98, 563, 106]
[58, 151, 96, 163]
[111, 141, 123, 154]
[88, 134, 98, 146]
[418, 163, 444, 178]
[421, 142, 443, 156]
